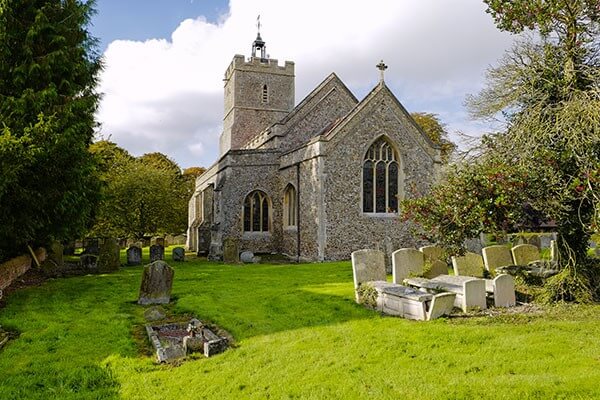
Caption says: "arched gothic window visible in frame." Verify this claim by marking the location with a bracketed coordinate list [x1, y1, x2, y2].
[363, 137, 400, 213]
[283, 184, 297, 227]
[243, 191, 270, 232]
[262, 84, 268, 103]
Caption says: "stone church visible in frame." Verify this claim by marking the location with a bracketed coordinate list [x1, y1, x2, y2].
[187, 32, 441, 261]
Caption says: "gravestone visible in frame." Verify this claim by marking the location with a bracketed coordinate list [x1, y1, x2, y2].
[540, 235, 553, 249]
[451, 252, 484, 277]
[172, 247, 185, 262]
[149, 245, 165, 263]
[138, 260, 174, 305]
[482, 245, 514, 273]
[419, 245, 444, 263]
[80, 254, 98, 270]
[41, 240, 64, 276]
[528, 235, 541, 249]
[464, 237, 483, 255]
[223, 237, 239, 263]
[240, 251, 254, 263]
[511, 244, 541, 265]
[174, 235, 187, 245]
[98, 238, 121, 272]
[391, 248, 424, 284]
[350, 249, 386, 289]
[151, 237, 165, 247]
[423, 260, 448, 279]
[83, 238, 99, 255]
[127, 246, 142, 266]
[165, 235, 175, 246]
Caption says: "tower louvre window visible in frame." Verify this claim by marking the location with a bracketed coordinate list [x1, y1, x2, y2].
[262, 84, 268, 103]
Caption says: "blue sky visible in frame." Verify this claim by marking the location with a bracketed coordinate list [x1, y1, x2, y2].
[91, 0, 229, 52]
[90, 0, 515, 169]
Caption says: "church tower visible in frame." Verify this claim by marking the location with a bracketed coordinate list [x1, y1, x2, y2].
[219, 26, 295, 154]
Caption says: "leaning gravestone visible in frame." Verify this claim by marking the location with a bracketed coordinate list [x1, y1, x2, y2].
[172, 247, 185, 262]
[127, 246, 142, 266]
[138, 260, 174, 305]
[511, 244, 541, 266]
[98, 238, 121, 272]
[222, 237, 239, 263]
[149, 244, 164, 263]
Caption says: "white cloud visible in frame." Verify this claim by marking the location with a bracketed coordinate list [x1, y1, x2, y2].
[96, 0, 515, 168]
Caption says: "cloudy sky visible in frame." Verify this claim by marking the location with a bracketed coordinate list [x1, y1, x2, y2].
[91, 0, 516, 169]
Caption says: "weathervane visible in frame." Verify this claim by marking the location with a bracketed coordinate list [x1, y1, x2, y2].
[376, 60, 388, 83]
[257, 15, 261, 35]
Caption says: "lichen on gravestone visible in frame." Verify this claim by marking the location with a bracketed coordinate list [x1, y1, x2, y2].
[138, 260, 174, 305]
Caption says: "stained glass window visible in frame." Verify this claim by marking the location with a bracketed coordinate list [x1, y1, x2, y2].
[362, 137, 400, 213]
[243, 191, 270, 232]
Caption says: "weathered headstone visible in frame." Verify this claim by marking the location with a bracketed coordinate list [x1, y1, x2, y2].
[41, 241, 64, 276]
[419, 245, 444, 263]
[172, 247, 185, 262]
[98, 238, 121, 272]
[350, 249, 386, 289]
[151, 237, 165, 247]
[391, 248, 424, 284]
[528, 235, 541, 249]
[138, 260, 174, 305]
[83, 238, 99, 255]
[165, 235, 175, 246]
[127, 246, 142, 266]
[223, 237, 239, 263]
[464, 237, 483, 255]
[451, 252, 484, 277]
[149, 244, 164, 263]
[174, 235, 187, 245]
[511, 244, 541, 265]
[540, 235, 553, 249]
[80, 254, 98, 270]
[423, 259, 448, 279]
[482, 245, 514, 273]
[240, 251, 254, 263]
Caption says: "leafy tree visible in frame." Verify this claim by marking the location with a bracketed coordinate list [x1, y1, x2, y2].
[0, 0, 101, 260]
[478, 0, 600, 299]
[88, 142, 191, 239]
[139, 152, 181, 176]
[411, 112, 456, 163]
[401, 159, 550, 254]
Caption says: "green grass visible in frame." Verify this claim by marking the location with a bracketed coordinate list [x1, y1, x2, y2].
[1, 255, 600, 399]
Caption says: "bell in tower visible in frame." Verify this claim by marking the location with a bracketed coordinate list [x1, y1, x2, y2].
[252, 15, 267, 60]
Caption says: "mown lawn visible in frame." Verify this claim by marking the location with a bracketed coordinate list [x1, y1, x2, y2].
[1, 252, 600, 399]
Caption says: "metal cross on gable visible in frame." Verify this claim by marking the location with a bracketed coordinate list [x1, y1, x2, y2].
[376, 60, 388, 82]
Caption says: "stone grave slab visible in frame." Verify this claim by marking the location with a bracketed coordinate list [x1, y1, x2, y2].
[146, 318, 228, 363]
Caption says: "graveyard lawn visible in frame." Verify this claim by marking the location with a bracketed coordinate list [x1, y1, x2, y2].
[1, 256, 600, 399]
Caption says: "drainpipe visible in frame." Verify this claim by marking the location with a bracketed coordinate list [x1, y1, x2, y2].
[296, 163, 301, 263]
